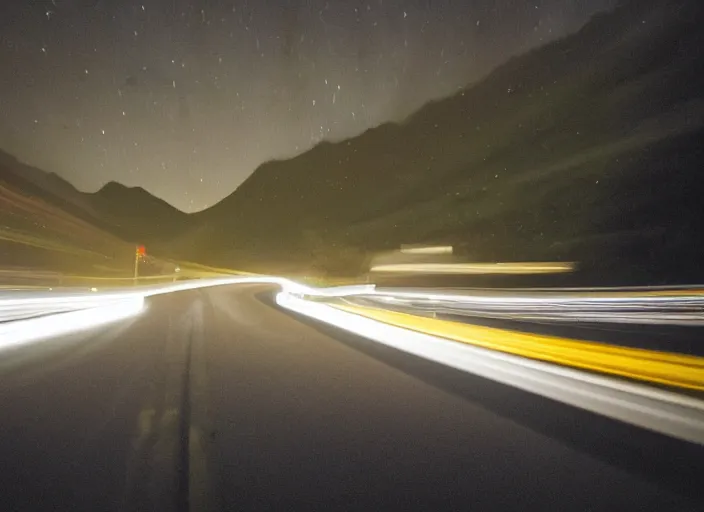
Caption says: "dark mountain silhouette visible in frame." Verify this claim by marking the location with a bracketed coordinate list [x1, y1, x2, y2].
[0, 151, 134, 275]
[91, 181, 190, 243]
[0, 150, 96, 215]
[0, 150, 189, 250]
[177, 0, 704, 284]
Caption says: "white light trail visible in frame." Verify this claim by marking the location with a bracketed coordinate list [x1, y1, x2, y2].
[362, 288, 704, 325]
[0, 297, 145, 350]
[0, 277, 373, 348]
[276, 291, 704, 445]
[0, 277, 373, 323]
[2, 276, 703, 445]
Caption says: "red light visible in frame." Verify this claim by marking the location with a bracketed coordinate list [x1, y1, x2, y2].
[136, 245, 146, 256]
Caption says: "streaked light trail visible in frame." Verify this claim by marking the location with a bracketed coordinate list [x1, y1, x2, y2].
[0, 296, 144, 350]
[361, 287, 704, 326]
[2, 277, 703, 446]
[0, 277, 372, 346]
[370, 262, 576, 274]
[276, 291, 704, 446]
[332, 302, 704, 390]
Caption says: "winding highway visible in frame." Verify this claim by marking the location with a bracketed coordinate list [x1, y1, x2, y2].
[0, 284, 702, 511]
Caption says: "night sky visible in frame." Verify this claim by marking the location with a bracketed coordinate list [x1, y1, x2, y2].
[0, 0, 612, 212]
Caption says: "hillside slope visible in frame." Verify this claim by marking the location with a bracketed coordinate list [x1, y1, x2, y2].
[90, 181, 190, 244]
[0, 150, 189, 249]
[0, 165, 135, 276]
[179, 0, 704, 284]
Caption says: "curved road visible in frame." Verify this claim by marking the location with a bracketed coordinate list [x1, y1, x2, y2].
[0, 285, 701, 511]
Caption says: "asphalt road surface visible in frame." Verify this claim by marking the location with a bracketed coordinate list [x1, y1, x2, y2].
[0, 285, 701, 512]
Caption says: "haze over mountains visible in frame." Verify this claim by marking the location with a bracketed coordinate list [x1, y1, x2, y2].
[174, 0, 704, 283]
[0, 150, 188, 244]
[0, 149, 187, 275]
[2, 0, 703, 284]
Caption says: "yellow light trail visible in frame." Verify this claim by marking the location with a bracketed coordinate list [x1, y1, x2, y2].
[333, 304, 704, 391]
[370, 261, 575, 274]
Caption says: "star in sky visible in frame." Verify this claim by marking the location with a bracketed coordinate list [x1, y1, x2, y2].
[0, 0, 612, 212]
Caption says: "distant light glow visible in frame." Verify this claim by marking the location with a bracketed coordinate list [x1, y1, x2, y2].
[399, 245, 454, 255]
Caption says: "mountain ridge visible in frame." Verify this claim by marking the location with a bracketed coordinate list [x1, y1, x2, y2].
[177, 0, 704, 283]
[3, 0, 702, 284]
[0, 149, 188, 248]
